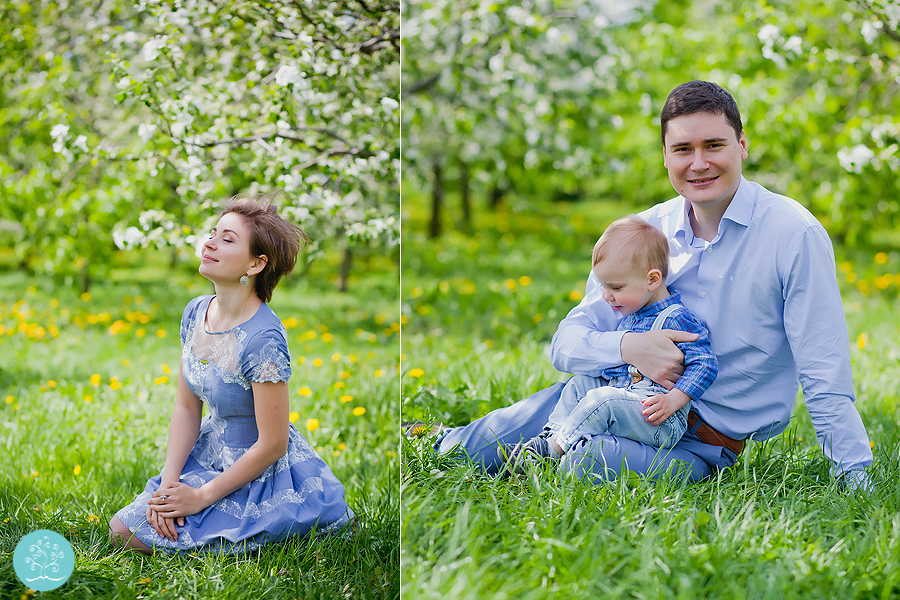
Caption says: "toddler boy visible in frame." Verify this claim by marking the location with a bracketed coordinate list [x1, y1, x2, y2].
[499, 215, 717, 469]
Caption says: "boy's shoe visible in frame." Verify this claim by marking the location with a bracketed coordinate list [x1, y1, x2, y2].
[497, 437, 554, 473]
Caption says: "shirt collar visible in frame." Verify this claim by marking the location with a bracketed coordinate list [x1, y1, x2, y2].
[673, 177, 754, 243]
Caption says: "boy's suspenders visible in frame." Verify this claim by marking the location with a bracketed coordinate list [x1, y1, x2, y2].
[627, 303, 681, 381]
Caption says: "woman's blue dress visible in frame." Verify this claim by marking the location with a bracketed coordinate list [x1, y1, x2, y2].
[115, 295, 353, 553]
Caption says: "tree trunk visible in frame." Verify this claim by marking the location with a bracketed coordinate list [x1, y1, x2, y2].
[489, 184, 504, 211]
[430, 161, 444, 238]
[459, 160, 471, 233]
[339, 247, 352, 293]
[81, 266, 92, 294]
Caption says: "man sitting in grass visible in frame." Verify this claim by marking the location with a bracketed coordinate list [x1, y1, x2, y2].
[498, 215, 718, 470]
[428, 80, 873, 489]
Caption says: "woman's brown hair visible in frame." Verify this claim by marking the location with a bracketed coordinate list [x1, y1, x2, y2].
[222, 190, 310, 303]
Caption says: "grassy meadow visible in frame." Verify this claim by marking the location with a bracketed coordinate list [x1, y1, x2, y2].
[401, 188, 900, 599]
[0, 247, 400, 599]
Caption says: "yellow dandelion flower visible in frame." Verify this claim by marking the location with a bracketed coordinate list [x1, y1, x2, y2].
[569, 289, 584, 302]
[136, 328, 146, 338]
[408, 368, 425, 378]
[81, 292, 91, 301]
[875, 252, 888, 265]
[338, 443, 347, 451]
[88, 514, 100, 524]
[31, 470, 38, 478]
[121, 358, 131, 367]
[334, 382, 345, 389]
[322, 333, 334, 342]
[162, 363, 171, 374]
[340, 370, 350, 379]
[90, 374, 101, 386]
[306, 418, 319, 432]
[47, 380, 57, 388]
[49, 299, 59, 308]
[400, 314, 408, 325]
[533, 313, 544, 323]
[154, 376, 169, 385]
[857, 333, 868, 350]
[870, 440, 875, 449]
[340, 395, 353, 403]
[84, 395, 92, 403]
[352, 406, 366, 416]
[73, 465, 81, 475]
[289, 412, 300, 423]
[331, 353, 341, 362]
[297, 356, 306, 364]
[109, 378, 122, 390]
[156, 329, 166, 338]
[375, 369, 383, 377]
[298, 387, 312, 396]
[411, 287, 423, 298]
[5, 396, 12, 404]
[313, 358, 323, 367]
[519, 276, 532, 286]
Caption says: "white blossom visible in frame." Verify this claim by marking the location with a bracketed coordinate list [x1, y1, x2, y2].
[141, 37, 168, 62]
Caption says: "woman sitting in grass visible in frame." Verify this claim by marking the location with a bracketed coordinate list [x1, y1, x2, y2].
[109, 192, 353, 554]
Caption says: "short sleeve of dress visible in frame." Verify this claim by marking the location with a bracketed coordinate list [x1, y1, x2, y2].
[180, 296, 208, 347]
[241, 328, 292, 384]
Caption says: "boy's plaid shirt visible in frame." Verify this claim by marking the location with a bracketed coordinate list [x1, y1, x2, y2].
[601, 290, 717, 401]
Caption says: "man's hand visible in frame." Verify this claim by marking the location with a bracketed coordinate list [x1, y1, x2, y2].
[620, 329, 698, 389]
[641, 388, 692, 426]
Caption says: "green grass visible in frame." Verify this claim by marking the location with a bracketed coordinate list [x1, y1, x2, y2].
[0, 249, 400, 599]
[401, 188, 900, 599]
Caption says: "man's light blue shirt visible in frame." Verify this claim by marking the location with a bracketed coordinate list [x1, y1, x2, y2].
[550, 177, 872, 476]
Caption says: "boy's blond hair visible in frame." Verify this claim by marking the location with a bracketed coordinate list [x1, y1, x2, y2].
[592, 215, 669, 279]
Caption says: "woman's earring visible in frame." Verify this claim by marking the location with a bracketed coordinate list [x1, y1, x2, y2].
[240, 275, 250, 286]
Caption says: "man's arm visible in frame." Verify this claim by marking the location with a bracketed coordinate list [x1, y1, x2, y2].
[785, 226, 872, 478]
[549, 271, 629, 376]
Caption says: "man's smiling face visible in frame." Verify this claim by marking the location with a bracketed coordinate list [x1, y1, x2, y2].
[663, 111, 748, 213]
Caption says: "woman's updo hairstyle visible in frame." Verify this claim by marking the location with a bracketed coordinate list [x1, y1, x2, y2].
[222, 190, 310, 303]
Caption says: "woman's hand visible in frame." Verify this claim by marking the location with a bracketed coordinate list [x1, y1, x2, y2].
[145, 501, 184, 541]
[149, 482, 210, 519]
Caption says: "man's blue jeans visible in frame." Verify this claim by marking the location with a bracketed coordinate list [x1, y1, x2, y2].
[434, 379, 738, 482]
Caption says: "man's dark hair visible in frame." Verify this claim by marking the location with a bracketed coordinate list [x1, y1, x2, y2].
[660, 80, 743, 145]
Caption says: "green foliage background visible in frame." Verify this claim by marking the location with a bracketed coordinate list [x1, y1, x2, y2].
[403, 0, 900, 248]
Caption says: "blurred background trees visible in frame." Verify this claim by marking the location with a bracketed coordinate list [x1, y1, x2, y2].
[402, 0, 900, 249]
[0, 0, 399, 292]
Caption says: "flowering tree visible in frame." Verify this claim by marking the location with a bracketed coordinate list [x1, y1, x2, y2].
[402, 0, 900, 248]
[402, 0, 653, 236]
[0, 0, 398, 291]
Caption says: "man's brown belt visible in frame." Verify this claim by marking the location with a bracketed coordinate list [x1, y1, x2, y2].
[687, 410, 745, 455]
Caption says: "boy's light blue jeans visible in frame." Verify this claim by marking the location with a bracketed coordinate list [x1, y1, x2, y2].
[546, 374, 690, 450]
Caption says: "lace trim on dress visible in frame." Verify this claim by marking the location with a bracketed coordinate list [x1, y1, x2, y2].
[247, 338, 291, 383]
[191, 418, 316, 476]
